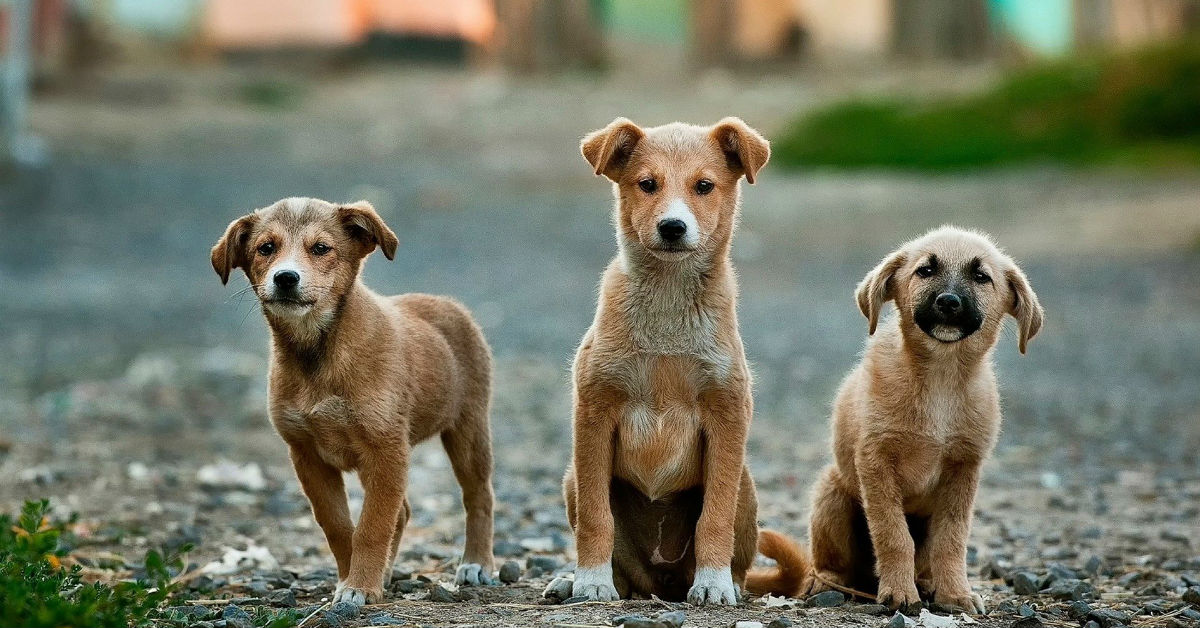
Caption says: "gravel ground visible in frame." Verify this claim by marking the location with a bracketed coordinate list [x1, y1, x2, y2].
[1, 61, 1198, 627]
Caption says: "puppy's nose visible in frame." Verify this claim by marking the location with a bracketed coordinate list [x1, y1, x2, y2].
[657, 218, 687, 242]
[273, 270, 300, 289]
[935, 293, 962, 314]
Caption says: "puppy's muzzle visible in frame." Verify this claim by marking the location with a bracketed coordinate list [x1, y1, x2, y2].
[915, 291, 982, 342]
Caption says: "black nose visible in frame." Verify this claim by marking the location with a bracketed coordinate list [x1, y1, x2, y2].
[273, 270, 300, 289]
[657, 218, 687, 242]
[935, 292, 962, 314]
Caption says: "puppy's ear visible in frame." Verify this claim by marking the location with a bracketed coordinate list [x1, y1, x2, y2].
[211, 214, 258, 285]
[581, 118, 644, 181]
[710, 117, 770, 184]
[1005, 265, 1043, 354]
[338, 201, 398, 260]
[856, 250, 907, 335]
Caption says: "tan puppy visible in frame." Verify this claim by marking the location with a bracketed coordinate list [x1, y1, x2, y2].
[211, 197, 496, 604]
[747, 227, 1043, 613]
[553, 118, 769, 605]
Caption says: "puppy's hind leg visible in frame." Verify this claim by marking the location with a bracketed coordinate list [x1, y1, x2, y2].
[441, 403, 496, 586]
[808, 466, 865, 597]
[382, 498, 412, 588]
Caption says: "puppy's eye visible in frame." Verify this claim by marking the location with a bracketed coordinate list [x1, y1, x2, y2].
[311, 242, 331, 256]
[257, 242, 275, 256]
[972, 270, 991, 283]
[638, 178, 658, 194]
[695, 179, 714, 195]
[915, 264, 936, 278]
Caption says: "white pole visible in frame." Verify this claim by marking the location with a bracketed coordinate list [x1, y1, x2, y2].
[1, 0, 35, 166]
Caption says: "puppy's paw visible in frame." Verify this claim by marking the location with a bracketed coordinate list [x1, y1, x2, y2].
[877, 578, 921, 613]
[934, 589, 985, 614]
[687, 566, 740, 606]
[332, 581, 381, 606]
[571, 563, 619, 602]
[455, 562, 496, 586]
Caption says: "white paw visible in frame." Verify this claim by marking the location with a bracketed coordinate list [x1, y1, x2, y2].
[571, 563, 619, 602]
[332, 583, 371, 606]
[687, 566, 740, 606]
[455, 562, 495, 586]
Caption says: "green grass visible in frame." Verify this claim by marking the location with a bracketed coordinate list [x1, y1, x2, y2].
[0, 500, 190, 628]
[774, 41, 1200, 170]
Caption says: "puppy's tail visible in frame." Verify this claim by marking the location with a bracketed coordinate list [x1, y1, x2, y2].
[744, 529, 813, 598]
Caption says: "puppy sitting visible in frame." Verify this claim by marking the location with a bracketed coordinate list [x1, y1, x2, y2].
[552, 118, 770, 605]
[747, 227, 1043, 613]
[211, 198, 496, 604]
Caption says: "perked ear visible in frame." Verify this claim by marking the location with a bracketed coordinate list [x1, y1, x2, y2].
[855, 250, 907, 335]
[338, 201, 398, 260]
[1005, 265, 1043, 354]
[211, 214, 258, 285]
[710, 117, 770, 184]
[581, 117, 645, 181]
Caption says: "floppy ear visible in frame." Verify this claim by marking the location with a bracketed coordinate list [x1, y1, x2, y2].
[855, 250, 907, 335]
[581, 117, 645, 181]
[338, 201, 398, 260]
[710, 117, 770, 184]
[211, 214, 258, 285]
[1005, 265, 1043, 354]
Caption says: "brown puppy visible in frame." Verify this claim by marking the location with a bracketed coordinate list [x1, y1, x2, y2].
[747, 227, 1043, 613]
[211, 197, 496, 605]
[551, 118, 769, 605]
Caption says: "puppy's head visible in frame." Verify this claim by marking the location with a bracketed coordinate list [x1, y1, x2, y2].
[581, 117, 769, 263]
[856, 226, 1044, 354]
[212, 197, 398, 326]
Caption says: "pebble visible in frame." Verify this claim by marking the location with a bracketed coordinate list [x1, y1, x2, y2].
[427, 584, 455, 603]
[766, 618, 793, 628]
[1011, 617, 1043, 628]
[884, 612, 908, 628]
[1083, 622, 1100, 628]
[393, 579, 425, 594]
[221, 605, 253, 628]
[560, 595, 589, 604]
[265, 588, 296, 607]
[367, 613, 400, 626]
[732, 622, 764, 628]
[499, 559, 521, 583]
[1183, 586, 1200, 604]
[1046, 579, 1093, 601]
[527, 555, 562, 572]
[612, 613, 650, 626]
[1012, 571, 1041, 595]
[1087, 608, 1132, 628]
[1018, 603, 1035, 617]
[329, 601, 360, 618]
[807, 590, 846, 607]
[1068, 600, 1092, 619]
[658, 610, 686, 628]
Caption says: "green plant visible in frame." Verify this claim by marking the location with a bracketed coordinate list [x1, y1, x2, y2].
[774, 40, 1200, 170]
[0, 500, 191, 628]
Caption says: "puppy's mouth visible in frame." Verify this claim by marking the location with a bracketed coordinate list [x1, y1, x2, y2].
[645, 244, 698, 261]
[263, 297, 317, 311]
[914, 312, 982, 344]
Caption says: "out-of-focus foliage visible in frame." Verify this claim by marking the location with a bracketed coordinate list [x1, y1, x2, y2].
[0, 500, 188, 628]
[775, 40, 1200, 170]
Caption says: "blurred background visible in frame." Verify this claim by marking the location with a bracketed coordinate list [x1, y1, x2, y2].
[0, 0, 1198, 614]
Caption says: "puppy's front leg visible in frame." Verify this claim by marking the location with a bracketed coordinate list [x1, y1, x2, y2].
[337, 444, 408, 605]
[926, 462, 985, 613]
[857, 448, 920, 611]
[289, 446, 354, 581]
[690, 388, 750, 606]
[570, 392, 620, 602]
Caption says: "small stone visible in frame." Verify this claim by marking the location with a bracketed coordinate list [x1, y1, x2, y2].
[427, 585, 455, 603]
[1012, 571, 1040, 595]
[1046, 579, 1093, 601]
[612, 613, 650, 626]
[493, 540, 524, 557]
[1182, 608, 1200, 621]
[1068, 601, 1093, 619]
[499, 560, 521, 583]
[621, 621, 665, 628]
[657, 610, 686, 628]
[1117, 572, 1142, 588]
[221, 605, 253, 628]
[560, 595, 589, 605]
[266, 588, 296, 607]
[527, 556, 562, 572]
[393, 579, 425, 594]
[807, 589, 846, 607]
[766, 618, 793, 628]
[1011, 617, 1043, 628]
[1084, 556, 1105, 577]
[1084, 622, 1101, 628]
[1018, 603, 1035, 617]
[329, 601, 360, 618]
[1087, 608, 1133, 628]
[1183, 586, 1200, 605]
[884, 612, 908, 628]
[367, 613, 400, 626]
[733, 622, 764, 628]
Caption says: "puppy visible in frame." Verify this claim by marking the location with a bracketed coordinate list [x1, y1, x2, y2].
[747, 226, 1043, 613]
[554, 118, 769, 605]
[211, 197, 496, 604]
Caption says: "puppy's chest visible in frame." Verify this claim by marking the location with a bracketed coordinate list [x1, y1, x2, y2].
[274, 395, 361, 471]
[608, 355, 712, 499]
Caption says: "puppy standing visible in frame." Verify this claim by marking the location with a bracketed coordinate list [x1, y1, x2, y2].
[212, 198, 496, 604]
[557, 118, 769, 605]
[748, 227, 1043, 613]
